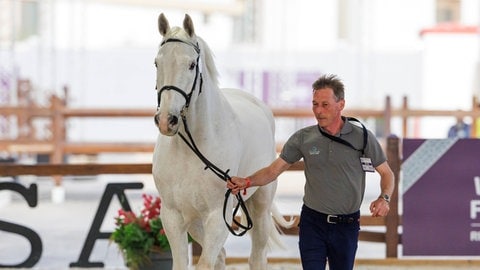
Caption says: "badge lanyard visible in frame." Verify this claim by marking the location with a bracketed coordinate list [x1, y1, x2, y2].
[317, 117, 375, 172]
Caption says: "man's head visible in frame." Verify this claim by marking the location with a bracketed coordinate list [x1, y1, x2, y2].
[311, 74, 345, 130]
[312, 74, 345, 101]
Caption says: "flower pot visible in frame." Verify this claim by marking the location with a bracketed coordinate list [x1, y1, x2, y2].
[138, 251, 172, 270]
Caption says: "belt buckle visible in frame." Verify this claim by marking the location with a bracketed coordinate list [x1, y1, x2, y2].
[327, 215, 338, 224]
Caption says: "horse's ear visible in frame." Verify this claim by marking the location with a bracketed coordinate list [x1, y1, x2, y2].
[158, 13, 170, 36]
[183, 14, 195, 37]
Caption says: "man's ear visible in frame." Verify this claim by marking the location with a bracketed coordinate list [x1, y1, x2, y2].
[339, 99, 345, 110]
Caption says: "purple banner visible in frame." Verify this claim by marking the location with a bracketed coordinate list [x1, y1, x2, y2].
[403, 138, 480, 256]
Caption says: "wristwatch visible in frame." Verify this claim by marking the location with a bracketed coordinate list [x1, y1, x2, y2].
[379, 194, 390, 203]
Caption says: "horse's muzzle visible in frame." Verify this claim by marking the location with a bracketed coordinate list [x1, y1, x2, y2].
[155, 112, 179, 136]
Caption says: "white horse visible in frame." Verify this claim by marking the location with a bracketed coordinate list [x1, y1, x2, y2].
[152, 14, 293, 270]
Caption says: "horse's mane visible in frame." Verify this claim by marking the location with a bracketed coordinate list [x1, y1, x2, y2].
[161, 26, 219, 87]
[197, 37, 219, 87]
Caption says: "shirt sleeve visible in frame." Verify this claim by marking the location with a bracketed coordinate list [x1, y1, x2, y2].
[279, 130, 304, 164]
[365, 129, 387, 167]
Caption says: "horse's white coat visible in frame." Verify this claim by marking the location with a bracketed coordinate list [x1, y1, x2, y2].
[152, 14, 293, 270]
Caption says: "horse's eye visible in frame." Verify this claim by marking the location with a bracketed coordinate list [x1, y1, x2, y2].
[189, 62, 196, 71]
[154, 61, 157, 68]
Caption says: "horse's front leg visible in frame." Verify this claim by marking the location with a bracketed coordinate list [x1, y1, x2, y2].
[161, 207, 190, 270]
[246, 186, 277, 270]
[195, 210, 229, 270]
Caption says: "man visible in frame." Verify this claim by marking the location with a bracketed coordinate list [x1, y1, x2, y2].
[447, 115, 470, 138]
[227, 74, 395, 270]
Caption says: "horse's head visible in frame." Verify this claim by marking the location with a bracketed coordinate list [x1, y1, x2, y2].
[154, 13, 202, 136]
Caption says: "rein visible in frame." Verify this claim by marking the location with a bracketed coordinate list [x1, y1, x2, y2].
[157, 38, 253, 236]
[178, 116, 253, 236]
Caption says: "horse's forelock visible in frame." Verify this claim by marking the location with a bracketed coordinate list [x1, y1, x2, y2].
[166, 27, 191, 40]
[159, 27, 194, 50]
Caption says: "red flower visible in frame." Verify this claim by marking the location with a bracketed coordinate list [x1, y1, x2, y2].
[116, 209, 137, 225]
[141, 194, 161, 221]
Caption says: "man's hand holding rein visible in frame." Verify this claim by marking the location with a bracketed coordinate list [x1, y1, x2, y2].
[227, 176, 251, 195]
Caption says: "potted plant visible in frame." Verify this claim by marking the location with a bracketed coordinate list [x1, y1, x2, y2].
[110, 194, 174, 270]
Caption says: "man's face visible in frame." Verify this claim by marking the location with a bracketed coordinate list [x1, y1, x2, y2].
[311, 87, 344, 128]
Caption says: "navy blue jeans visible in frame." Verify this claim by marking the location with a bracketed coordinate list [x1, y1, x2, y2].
[298, 205, 360, 270]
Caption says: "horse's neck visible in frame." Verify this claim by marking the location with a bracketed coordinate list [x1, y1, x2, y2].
[185, 85, 234, 138]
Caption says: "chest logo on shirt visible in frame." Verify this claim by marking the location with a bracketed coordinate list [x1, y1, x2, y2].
[309, 146, 320, 155]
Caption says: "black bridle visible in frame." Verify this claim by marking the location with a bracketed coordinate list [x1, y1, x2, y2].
[156, 38, 202, 111]
[155, 38, 253, 236]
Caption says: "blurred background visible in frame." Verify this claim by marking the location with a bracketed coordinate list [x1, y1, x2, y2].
[1, 0, 480, 147]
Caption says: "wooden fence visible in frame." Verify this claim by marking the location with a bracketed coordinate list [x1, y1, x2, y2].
[3, 93, 480, 157]
[2, 85, 480, 187]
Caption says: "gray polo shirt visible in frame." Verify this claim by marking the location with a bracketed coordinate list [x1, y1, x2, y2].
[279, 119, 386, 215]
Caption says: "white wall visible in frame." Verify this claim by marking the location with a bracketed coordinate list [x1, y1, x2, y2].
[5, 0, 480, 140]
[419, 32, 479, 138]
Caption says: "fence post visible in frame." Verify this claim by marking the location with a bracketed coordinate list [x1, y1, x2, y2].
[17, 79, 35, 139]
[402, 96, 408, 138]
[385, 135, 401, 257]
[50, 94, 65, 187]
[472, 96, 478, 137]
[384, 96, 391, 137]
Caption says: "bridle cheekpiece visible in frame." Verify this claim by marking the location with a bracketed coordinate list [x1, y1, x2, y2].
[156, 38, 203, 114]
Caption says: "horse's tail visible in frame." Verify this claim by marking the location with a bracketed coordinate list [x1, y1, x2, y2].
[264, 202, 297, 251]
[271, 202, 297, 229]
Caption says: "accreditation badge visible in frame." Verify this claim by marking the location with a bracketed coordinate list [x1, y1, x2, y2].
[360, 157, 375, 172]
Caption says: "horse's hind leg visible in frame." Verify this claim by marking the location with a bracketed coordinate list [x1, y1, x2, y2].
[246, 185, 277, 270]
[195, 238, 226, 270]
[214, 247, 226, 270]
[195, 242, 226, 270]
[194, 212, 229, 270]
[188, 220, 226, 270]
